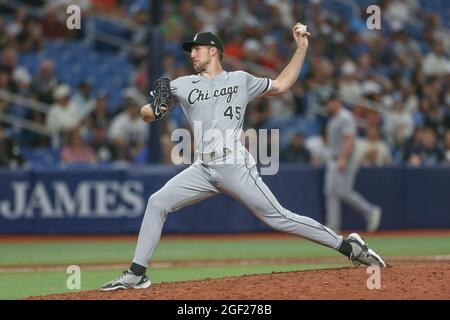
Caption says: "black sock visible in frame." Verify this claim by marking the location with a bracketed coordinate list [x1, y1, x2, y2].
[338, 239, 352, 258]
[129, 263, 146, 276]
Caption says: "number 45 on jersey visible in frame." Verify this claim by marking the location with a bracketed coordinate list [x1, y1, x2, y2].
[224, 106, 242, 120]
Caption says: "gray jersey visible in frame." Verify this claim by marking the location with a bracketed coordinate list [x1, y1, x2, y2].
[326, 108, 356, 161]
[131, 71, 346, 271]
[170, 71, 271, 157]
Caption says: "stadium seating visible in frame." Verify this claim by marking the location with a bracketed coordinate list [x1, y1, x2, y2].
[18, 40, 136, 113]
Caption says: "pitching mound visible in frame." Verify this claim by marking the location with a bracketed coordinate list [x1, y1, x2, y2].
[28, 263, 449, 300]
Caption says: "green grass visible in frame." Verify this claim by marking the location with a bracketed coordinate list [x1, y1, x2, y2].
[0, 242, 136, 266]
[362, 236, 450, 256]
[0, 264, 341, 300]
[1, 236, 449, 266]
[0, 234, 449, 299]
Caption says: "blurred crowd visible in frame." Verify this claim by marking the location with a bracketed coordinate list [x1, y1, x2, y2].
[0, 0, 449, 168]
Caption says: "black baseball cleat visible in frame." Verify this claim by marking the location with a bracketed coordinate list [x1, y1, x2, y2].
[347, 233, 386, 267]
[101, 270, 151, 291]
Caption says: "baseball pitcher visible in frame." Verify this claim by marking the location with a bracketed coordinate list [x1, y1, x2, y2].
[102, 24, 386, 291]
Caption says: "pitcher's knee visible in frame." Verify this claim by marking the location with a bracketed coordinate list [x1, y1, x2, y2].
[144, 193, 170, 221]
[147, 193, 169, 213]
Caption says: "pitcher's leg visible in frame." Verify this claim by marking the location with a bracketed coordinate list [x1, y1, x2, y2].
[324, 164, 342, 232]
[133, 163, 219, 267]
[216, 163, 342, 250]
[325, 194, 341, 232]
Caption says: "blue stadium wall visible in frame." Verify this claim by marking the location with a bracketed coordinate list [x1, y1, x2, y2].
[0, 165, 449, 234]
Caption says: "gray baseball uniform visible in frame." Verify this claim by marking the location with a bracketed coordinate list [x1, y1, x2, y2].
[133, 71, 342, 268]
[324, 108, 377, 231]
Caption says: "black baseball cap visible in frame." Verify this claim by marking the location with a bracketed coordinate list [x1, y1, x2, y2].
[182, 32, 224, 53]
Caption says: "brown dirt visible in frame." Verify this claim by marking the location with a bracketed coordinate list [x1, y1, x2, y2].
[27, 262, 450, 300]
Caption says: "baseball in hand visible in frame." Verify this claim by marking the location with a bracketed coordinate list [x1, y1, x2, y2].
[295, 24, 308, 35]
[140, 104, 155, 123]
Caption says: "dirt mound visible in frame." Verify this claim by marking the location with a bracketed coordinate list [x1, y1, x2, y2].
[28, 263, 449, 300]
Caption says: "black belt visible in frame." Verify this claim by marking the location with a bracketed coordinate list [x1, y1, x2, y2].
[199, 148, 231, 162]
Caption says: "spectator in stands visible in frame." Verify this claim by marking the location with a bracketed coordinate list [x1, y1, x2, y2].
[443, 130, 450, 165]
[133, 60, 149, 97]
[306, 129, 329, 167]
[90, 92, 110, 130]
[268, 92, 296, 121]
[357, 126, 391, 167]
[401, 82, 419, 115]
[60, 129, 97, 164]
[423, 40, 449, 77]
[12, 66, 31, 96]
[444, 85, 450, 128]
[281, 131, 311, 164]
[415, 97, 446, 135]
[383, 99, 414, 147]
[161, 53, 177, 81]
[245, 98, 272, 131]
[1, 0, 448, 168]
[421, 76, 445, 109]
[259, 35, 285, 72]
[46, 84, 80, 149]
[194, 0, 223, 34]
[1, 46, 19, 75]
[0, 128, 12, 166]
[16, 17, 43, 52]
[89, 92, 113, 162]
[384, 0, 420, 31]
[224, 31, 245, 60]
[346, 31, 369, 59]
[69, 79, 96, 121]
[108, 87, 148, 161]
[24, 110, 50, 148]
[392, 30, 422, 70]
[0, 65, 17, 94]
[41, 4, 69, 39]
[0, 128, 25, 168]
[0, 17, 10, 50]
[242, 38, 262, 66]
[31, 59, 58, 104]
[400, 126, 423, 164]
[305, 57, 334, 91]
[0, 64, 18, 117]
[5, 6, 27, 39]
[408, 127, 444, 166]
[178, 0, 196, 37]
[91, 124, 114, 163]
[338, 60, 362, 99]
[127, 0, 149, 24]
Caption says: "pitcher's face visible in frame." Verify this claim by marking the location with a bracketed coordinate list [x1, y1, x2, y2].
[190, 45, 213, 72]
